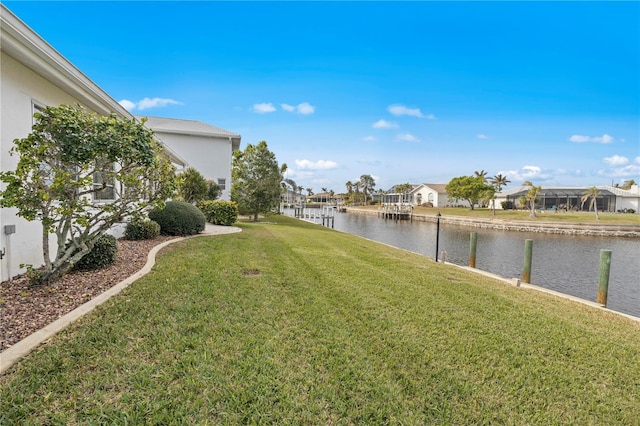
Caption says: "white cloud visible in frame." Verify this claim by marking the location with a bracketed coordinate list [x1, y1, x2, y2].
[396, 133, 420, 142]
[252, 103, 277, 113]
[498, 165, 546, 182]
[372, 119, 398, 129]
[296, 102, 315, 115]
[119, 99, 136, 111]
[119, 97, 182, 111]
[280, 102, 315, 114]
[387, 104, 423, 118]
[603, 155, 629, 166]
[476, 134, 490, 140]
[295, 159, 338, 170]
[569, 134, 614, 144]
[597, 164, 640, 178]
[362, 136, 376, 142]
[425, 114, 437, 120]
[635, 157, 640, 164]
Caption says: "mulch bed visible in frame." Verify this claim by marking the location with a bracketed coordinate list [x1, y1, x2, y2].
[0, 236, 175, 351]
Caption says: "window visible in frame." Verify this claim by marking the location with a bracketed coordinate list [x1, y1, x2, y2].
[93, 158, 116, 200]
[217, 178, 226, 190]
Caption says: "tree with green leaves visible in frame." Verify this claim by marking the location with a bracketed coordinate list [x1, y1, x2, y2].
[0, 104, 176, 284]
[231, 140, 286, 222]
[581, 186, 600, 220]
[621, 179, 636, 190]
[520, 181, 542, 218]
[394, 183, 413, 205]
[359, 174, 376, 205]
[177, 167, 208, 204]
[445, 175, 494, 210]
[489, 173, 510, 215]
[206, 180, 222, 201]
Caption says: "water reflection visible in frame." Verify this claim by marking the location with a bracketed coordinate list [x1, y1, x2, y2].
[287, 208, 640, 317]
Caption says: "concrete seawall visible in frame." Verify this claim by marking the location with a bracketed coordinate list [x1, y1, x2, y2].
[346, 208, 640, 238]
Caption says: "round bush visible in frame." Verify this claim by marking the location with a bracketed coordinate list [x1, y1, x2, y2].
[124, 219, 161, 240]
[73, 234, 117, 271]
[149, 201, 206, 236]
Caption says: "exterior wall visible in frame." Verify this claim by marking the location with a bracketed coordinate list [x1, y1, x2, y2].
[411, 185, 469, 208]
[153, 131, 234, 200]
[0, 52, 96, 281]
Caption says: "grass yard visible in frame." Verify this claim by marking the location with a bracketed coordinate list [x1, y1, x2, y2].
[1, 215, 639, 424]
[356, 205, 640, 225]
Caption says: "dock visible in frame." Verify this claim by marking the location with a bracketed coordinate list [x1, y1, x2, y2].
[378, 204, 413, 221]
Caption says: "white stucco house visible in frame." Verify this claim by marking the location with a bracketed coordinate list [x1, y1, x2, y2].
[139, 116, 241, 201]
[383, 184, 470, 208]
[1, 5, 239, 281]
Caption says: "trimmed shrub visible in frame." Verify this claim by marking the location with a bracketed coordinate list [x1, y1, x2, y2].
[149, 200, 206, 236]
[124, 219, 161, 240]
[197, 200, 238, 226]
[73, 234, 117, 271]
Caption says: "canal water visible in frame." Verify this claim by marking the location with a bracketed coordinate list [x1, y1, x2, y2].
[286, 208, 640, 317]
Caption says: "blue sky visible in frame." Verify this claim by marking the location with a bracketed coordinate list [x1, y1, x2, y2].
[5, 1, 639, 193]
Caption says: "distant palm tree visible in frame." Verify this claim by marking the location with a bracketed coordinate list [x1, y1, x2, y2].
[522, 180, 541, 218]
[489, 174, 511, 215]
[474, 170, 488, 182]
[581, 186, 600, 220]
[622, 179, 636, 190]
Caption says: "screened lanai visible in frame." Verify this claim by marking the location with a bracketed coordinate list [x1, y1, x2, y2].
[505, 188, 617, 212]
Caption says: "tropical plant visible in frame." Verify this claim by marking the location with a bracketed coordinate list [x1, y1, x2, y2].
[490, 174, 511, 214]
[522, 181, 542, 218]
[445, 175, 494, 210]
[0, 104, 176, 284]
[474, 170, 488, 182]
[231, 141, 286, 221]
[177, 167, 208, 204]
[206, 180, 222, 201]
[395, 183, 413, 205]
[621, 179, 636, 190]
[359, 174, 376, 205]
[581, 186, 600, 220]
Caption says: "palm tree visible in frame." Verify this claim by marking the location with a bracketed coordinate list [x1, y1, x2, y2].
[581, 186, 600, 220]
[522, 180, 541, 218]
[622, 179, 636, 190]
[474, 170, 488, 182]
[489, 174, 510, 214]
[359, 174, 375, 205]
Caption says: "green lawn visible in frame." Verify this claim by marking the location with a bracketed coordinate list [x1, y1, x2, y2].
[358, 205, 640, 225]
[2, 215, 639, 424]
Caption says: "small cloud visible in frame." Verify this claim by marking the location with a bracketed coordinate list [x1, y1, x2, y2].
[425, 114, 437, 120]
[363, 136, 376, 142]
[569, 134, 614, 144]
[396, 133, 420, 142]
[388, 104, 424, 118]
[119, 99, 136, 111]
[119, 97, 182, 111]
[476, 134, 490, 140]
[498, 165, 547, 182]
[296, 102, 315, 115]
[635, 156, 640, 164]
[295, 159, 338, 170]
[597, 164, 640, 178]
[252, 103, 277, 114]
[373, 119, 398, 129]
[603, 155, 629, 166]
[280, 102, 315, 115]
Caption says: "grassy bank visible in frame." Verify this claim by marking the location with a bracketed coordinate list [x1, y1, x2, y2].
[355, 205, 640, 225]
[2, 216, 639, 424]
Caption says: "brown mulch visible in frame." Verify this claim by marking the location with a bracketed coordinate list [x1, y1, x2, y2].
[0, 236, 175, 352]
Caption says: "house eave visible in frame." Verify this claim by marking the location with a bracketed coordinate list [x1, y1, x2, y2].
[1, 4, 130, 118]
